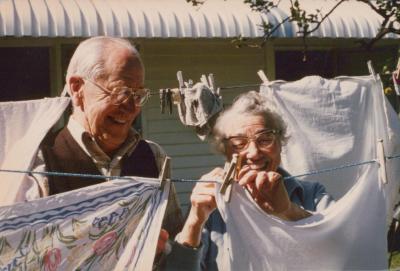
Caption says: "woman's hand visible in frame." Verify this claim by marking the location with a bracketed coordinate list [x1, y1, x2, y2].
[177, 167, 224, 247]
[236, 166, 310, 221]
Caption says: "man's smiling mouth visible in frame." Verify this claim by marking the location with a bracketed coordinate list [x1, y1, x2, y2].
[109, 116, 128, 124]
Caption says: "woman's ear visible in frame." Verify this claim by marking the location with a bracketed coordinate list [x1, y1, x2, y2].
[68, 76, 84, 107]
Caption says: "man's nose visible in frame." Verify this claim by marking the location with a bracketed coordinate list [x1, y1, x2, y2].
[120, 95, 137, 112]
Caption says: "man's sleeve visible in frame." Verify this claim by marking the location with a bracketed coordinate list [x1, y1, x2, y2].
[164, 241, 203, 271]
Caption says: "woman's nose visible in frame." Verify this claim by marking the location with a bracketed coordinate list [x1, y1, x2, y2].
[245, 141, 261, 159]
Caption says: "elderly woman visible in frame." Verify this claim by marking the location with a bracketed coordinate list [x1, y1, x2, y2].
[165, 91, 334, 271]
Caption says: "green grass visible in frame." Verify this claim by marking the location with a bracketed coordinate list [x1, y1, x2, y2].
[390, 252, 400, 270]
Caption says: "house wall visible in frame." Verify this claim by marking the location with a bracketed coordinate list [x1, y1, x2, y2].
[139, 39, 267, 211]
[0, 37, 398, 212]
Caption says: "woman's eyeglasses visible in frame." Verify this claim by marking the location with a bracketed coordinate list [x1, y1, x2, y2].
[225, 129, 280, 152]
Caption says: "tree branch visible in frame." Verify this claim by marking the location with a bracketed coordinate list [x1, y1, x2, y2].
[357, 0, 382, 17]
[264, 16, 291, 38]
[306, 0, 347, 34]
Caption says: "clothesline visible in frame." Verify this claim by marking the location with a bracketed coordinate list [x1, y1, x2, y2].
[1, 154, 399, 184]
[149, 83, 261, 95]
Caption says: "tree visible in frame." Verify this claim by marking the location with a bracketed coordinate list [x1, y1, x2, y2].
[187, 0, 400, 108]
[187, 0, 400, 49]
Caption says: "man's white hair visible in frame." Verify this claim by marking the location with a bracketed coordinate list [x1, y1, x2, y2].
[64, 36, 141, 94]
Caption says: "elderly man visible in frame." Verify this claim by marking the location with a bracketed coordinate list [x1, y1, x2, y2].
[23, 36, 182, 245]
[165, 91, 335, 270]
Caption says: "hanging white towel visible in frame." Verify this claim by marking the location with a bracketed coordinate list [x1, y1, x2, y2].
[0, 97, 70, 205]
[260, 75, 400, 208]
[216, 75, 400, 270]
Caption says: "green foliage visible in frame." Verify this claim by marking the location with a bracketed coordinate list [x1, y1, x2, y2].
[186, 0, 400, 48]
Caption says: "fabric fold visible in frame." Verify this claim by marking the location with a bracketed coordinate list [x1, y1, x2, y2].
[0, 97, 70, 205]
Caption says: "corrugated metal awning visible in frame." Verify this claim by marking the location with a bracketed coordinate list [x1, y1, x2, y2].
[0, 0, 398, 39]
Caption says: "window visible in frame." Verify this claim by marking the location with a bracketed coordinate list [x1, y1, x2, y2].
[275, 50, 335, 81]
[0, 47, 50, 101]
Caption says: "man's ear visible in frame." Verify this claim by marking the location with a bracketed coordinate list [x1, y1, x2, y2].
[68, 76, 84, 107]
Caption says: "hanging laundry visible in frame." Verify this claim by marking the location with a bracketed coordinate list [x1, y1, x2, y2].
[0, 97, 171, 271]
[0, 97, 70, 205]
[214, 75, 400, 270]
[158, 72, 224, 139]
[176, 74, 223, 140]
[0, 177, 169, 271]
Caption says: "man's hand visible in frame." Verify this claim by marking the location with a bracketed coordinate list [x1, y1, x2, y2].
[156, 229, 170, 256]
[236, 166, 310, 221]
[177, 167, 224, 248]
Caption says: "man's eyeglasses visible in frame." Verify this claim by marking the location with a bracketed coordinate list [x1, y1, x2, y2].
[224, 129, 280, 152]
[84, 78, 150, 106]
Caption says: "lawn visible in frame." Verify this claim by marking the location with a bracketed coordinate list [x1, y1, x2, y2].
[390, 252, 400, 270]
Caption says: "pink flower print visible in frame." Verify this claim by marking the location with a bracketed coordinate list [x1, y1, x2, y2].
[43, 248, 62, 271]
[92, 231, 118, 255]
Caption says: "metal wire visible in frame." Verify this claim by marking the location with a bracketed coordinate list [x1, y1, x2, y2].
[0, 155, 397, 183]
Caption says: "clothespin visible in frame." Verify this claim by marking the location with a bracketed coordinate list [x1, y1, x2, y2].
[257, 70, 269, 84]
[177, 71, 184, 91]
[159, 156, 171, 190]
[170, 88, 182, 104]
[367, 60, 378, 81]
[377, 139, 388, 184]
[208, 73, 216, 94]
[159, 89, 166, 114]
[219, 154, 239, 202]
[166, 89, 173, 114]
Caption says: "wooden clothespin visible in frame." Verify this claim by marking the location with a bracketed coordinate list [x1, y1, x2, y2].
[177, 71, 184, 90]
[208, 73, 216, 94]
[219, 154, 240, 202]
[166, 89, 173, 114]
[159, 156, 171, 190]
[257, 70, 269, 84]
[367, 60, 378, 81]
[159, 89, 166, 114]
[377, 139, 388, 184]
[170, 88, 182, 104]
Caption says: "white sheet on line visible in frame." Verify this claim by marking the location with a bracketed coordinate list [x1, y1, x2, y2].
[0, 97, 170, 270]
[0, 97, 70, 205]
[216, 75, 400, 270]
[0, 177, 169, 271]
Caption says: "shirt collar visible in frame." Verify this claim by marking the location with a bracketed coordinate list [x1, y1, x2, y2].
[278, 167, 305, 203]
[67, 117, 140, 160]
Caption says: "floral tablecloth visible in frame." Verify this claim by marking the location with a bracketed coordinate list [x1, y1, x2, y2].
[0, 177, 169, 271]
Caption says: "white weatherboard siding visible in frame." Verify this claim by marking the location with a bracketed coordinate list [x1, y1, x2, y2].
[1, 0, 398, 210]
[141, 40, 265, 210]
